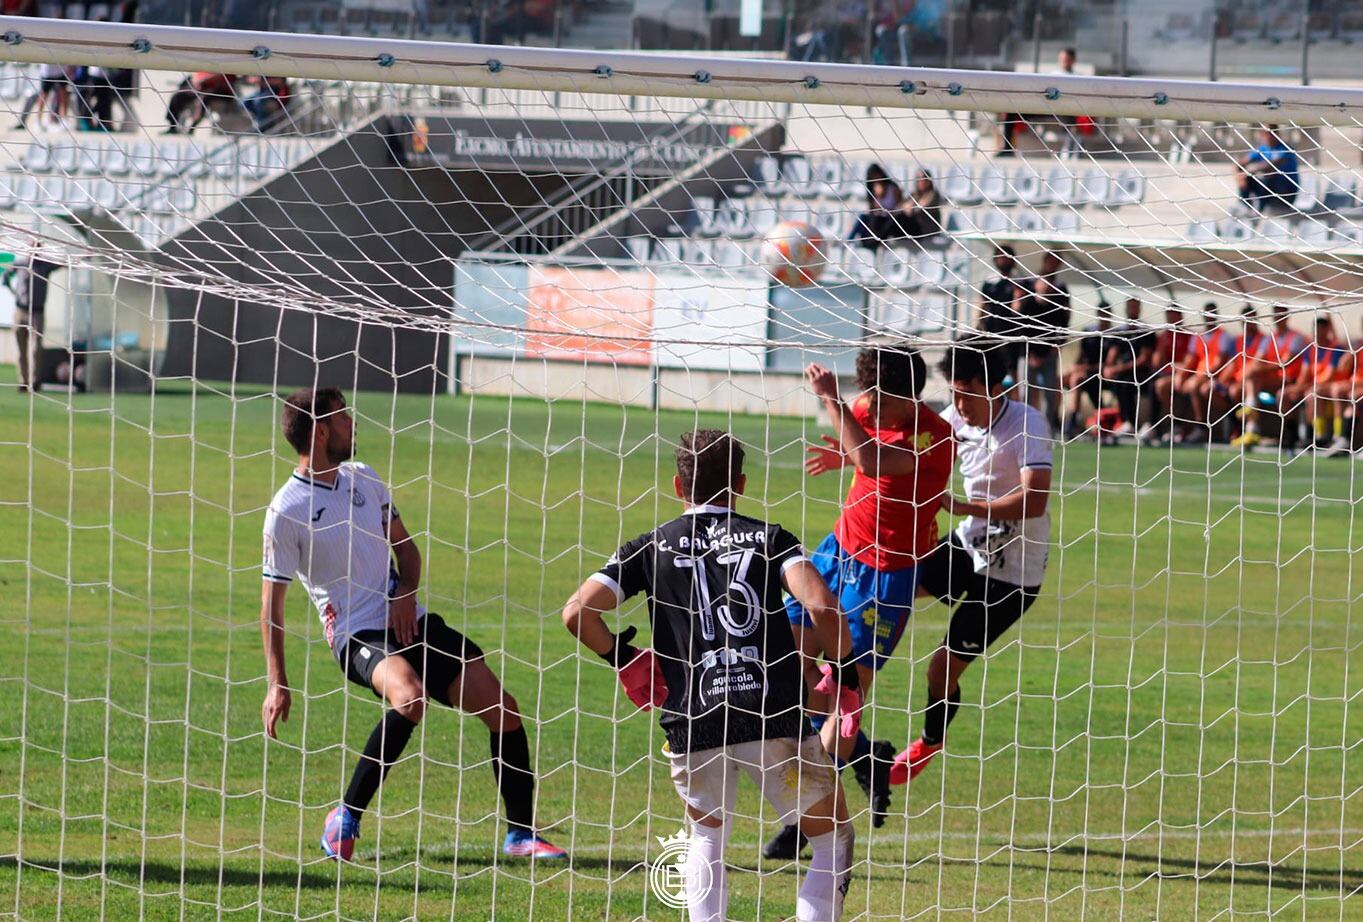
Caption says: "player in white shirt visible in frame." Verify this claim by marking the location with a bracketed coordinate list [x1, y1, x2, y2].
[259, 387, 565, 861]
[889, 342, 1053, 785]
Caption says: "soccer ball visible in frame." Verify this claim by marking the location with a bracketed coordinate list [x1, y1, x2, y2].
[760, 220, 826, 288]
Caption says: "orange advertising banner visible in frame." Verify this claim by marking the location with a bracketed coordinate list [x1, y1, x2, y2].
[523, 266, 655, 365]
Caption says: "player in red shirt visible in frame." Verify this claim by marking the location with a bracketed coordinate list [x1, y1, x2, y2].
[766, 346, 954, 858]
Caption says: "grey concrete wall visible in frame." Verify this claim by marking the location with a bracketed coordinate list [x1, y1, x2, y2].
[155, 119, 576, 393]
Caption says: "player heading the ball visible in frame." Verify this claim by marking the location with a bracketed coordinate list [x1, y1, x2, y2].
[562, 429, 862, 922]
[259, 387, 565, 862]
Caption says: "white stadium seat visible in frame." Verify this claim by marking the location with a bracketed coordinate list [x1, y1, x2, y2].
[129, 141, 157, 177]
[839, 160, 869, 200]
[713, 239, 746, 269]
[1293, 171, 1320, 212]
[1297, 218, 1331, 247]
[916, 250, 948, 288]
[691, 196, 719, 236]
[1220, 218, 1255, 241]
[1014, 209, 1045, 234]
[782, 156, 816, 198]
[1079, 169, 1111, 206]
[753, 155, 782, 196]
[1185, 220, 1218, 242]
[1259, 217, 1293, 243]
[680, 238, 715, 266]
[94, 179, 119, 210]
[810, 157, 843, 198]
[812, 204, 848, 242]
[1047, 210, 1082, 235]
[978, 167, 1016, 205]
[878, 247, 916, 289]
[941, 165, 980, 205]
[780, 199, 813, 226]
[1111, 169, 1146, 206]
[1044, 165, 1077, 204]
[52, 145, 79, 174]
[22, 143, 52, 174]
[1016, 168, 1051, 206]
[103, 144, 130, 176]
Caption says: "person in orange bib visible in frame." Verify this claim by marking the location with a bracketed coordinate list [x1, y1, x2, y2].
[1232, 304, 1311, 449]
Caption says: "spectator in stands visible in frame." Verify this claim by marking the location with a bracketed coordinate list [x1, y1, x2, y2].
[1236, 125, 1299, 214]
[1016, 250, 1070, 433]
[850, 163, 905, 249]
[1062, 304, 1119, 437]
[996, 46, 1078, 156]
[1146, 304, 1199, 444]
[165, 72, 240, 135]
[898, 169, 944, 240]
[4, 247, 60, 393]
[1102, 297, 1157, 436]
[975, 246, 1027, 372]
[0, 0, 36, 15]
[1232, 303, 1310, 449]
[243, 76, 292, 132]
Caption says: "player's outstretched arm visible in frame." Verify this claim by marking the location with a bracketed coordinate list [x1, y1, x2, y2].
[783, 559, 862, 737]
[386, 514, 421, 646]
[945, 467, 1052, 522]
[260, 580, 291, 739]
[805, 363, 918, 477]
[563, 579, 668, 711]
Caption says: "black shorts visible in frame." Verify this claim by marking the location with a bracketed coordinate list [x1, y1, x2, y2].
[333, 612, 484, 707]
[918, 536, 1039, 662]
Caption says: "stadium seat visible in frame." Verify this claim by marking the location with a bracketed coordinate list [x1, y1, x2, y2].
[1047, 211, 1082, 235]
[185, 144, 212, 179]
[977, 167, 1016, 205]
[1014, 210, 1045, 234]
[0, 64, 25, 101]
[844, 244, 880, 286]
[1297, 217, 1332, 247]
[0, 174, 15, 210]
[878, 247, 916, 289]
[654, 237, 683, 263]
[812, 204, 848, 242]
[1321, 175, 1358, 212]
[1078, 169, 1111, 206]
[713, 239, 746, 269]
[1330, 222, 1363, 246]
[1185, 220, 1218, 242]
[747, 199, 778, 239]
[839, 160, 870, 199]
[1016, 168, 1051, 207]
[1112, 169, 1146, 205]
[753, 155, 782, 196]
[1293, 171, 1321, 212]
[210, 146, 239, 180]
[22, 143, 51, 174]
[691, 196, 719, 236]
[52, 145, 79, 175]
[93, 179, 119, 211]
[240, 144, 268, 180]
[169, 185, 197, 213]
[1220, 217, 1255, 241]
[128, 141, 158, 178]
[810, 157, 843, 198]
[780, 199, 813, 226]
[944, 210, 979, 234]
[1259, 217, 1294, 243]
[917, 251, 948, 288]
[681, 238, 715, 266]
[783, 156, 816, 198]
[103, 144, 130, 176]
[76, 144, 104, 175]
[941, 165, 980, 205]
[978, 209, 1009, 235]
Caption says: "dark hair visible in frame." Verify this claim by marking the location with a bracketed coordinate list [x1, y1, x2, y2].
[1061, 46, 1077, 58]
[855, 346, 926, 399]
[937, 340, 1011, 389]
[1203, 301, 1218, 311]
[866, 163, 889, 182]
[1241, 304, 1257, 317]
[676, 429, 745, 504]
[281, 387, 345, 456]
[994, 244, 1016, 260]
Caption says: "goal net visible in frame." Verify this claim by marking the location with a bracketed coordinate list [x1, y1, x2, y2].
[2, 16, 1361, 920]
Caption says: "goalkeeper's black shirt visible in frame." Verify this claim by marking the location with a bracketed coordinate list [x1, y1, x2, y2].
[593, 504, 812, 754]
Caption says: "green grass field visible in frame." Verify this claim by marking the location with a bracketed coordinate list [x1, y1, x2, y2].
[1, 378, 1360, 920]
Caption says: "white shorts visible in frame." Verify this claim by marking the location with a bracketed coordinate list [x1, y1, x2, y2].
[666, 734, 838, 826]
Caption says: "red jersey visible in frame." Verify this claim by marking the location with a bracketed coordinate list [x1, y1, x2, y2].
[834, 396, 955, 571]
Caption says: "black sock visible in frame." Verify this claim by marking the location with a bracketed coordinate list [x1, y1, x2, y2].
[490, 726, 535, 835]
[921, 687, 962, 747]
[344, 710, 418, 818]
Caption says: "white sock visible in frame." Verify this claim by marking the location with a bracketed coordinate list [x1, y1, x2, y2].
[797, 824, 854, 922]
[685, 821, 729, 922]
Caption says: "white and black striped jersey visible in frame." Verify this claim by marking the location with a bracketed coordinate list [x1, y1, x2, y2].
[262, 461, 420, 649]
[593, 504, 811, 754]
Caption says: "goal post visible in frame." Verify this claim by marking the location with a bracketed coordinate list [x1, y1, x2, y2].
[2, 16, 1362, 921]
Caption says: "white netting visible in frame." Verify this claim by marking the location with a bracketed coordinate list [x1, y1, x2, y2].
[2, 19, 1361, 920]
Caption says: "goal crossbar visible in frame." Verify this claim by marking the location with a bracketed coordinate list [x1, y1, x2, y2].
[4, 15, 1363, 125]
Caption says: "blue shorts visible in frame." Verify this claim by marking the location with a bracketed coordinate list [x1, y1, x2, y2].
[784, 532, 920, 671]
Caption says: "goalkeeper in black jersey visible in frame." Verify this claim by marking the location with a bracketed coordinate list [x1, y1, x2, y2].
[563, 429, 863, 922]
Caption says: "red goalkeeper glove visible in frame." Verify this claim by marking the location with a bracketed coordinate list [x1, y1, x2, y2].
[815, 656, 864, 739]
[599, 626, 669, 711]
